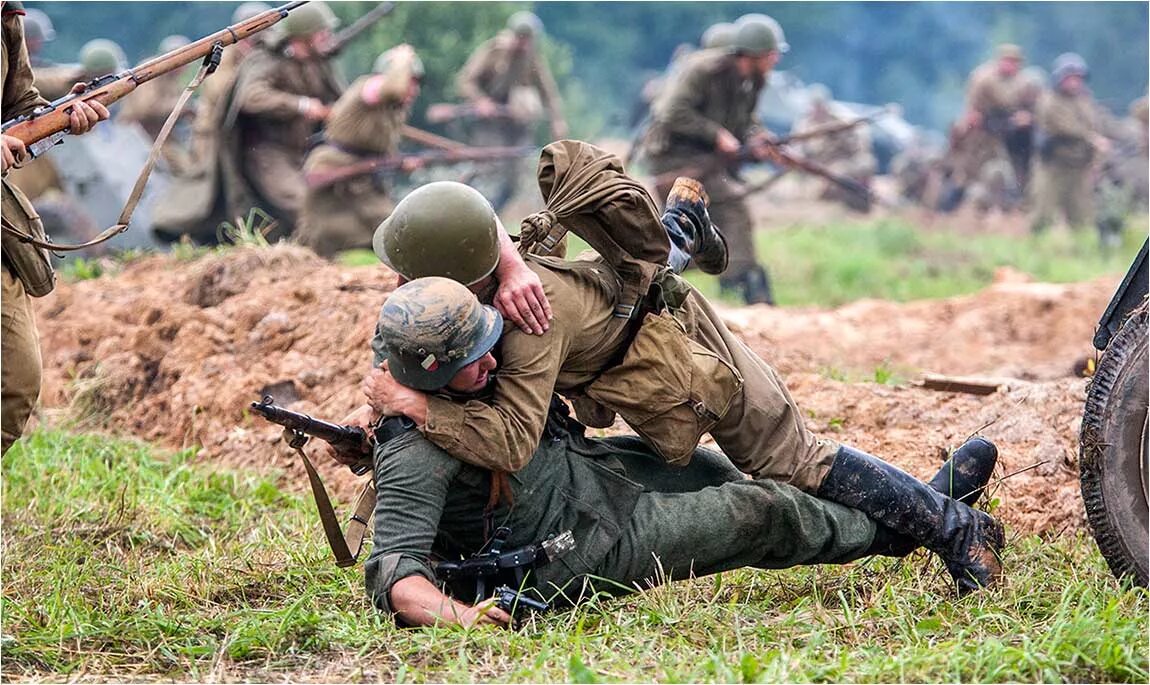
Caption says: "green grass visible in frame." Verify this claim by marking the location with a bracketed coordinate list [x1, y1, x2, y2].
[3, 430, 1147, 682]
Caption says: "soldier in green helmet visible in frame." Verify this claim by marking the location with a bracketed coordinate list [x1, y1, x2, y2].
[220, 0, 344, 239]
[296, 45, 425, 257]
[328, 146, 1005, 600]
[3, 1, 109, 454]
[700, 22, 736, 50]
[644, 15, 785, 305]
[456, 10, 567, 212]
[346, 271, 1003, 625]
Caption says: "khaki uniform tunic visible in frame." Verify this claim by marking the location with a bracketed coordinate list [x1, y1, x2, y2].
[230, 45, 342, 235]
[1, 8, 51, 453]
[296, 68, 410, 257]
[1032, 88, 1100, 230]
[456, 31, 564, 209]
[645, 49, 766, 280]
[373, 258, 840, 493]
[364, 407, 875, 616]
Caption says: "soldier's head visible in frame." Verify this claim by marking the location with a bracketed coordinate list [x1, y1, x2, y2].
[995, 44, 1024, 77]
[732, 15, 780, 77]
[700, 22, 737, 50]
[737, 13, 789, 54]
[22, 8, 54, 55]
[232, 2, 275, 48]
[79, 39, 127, 78]
[373, 182, 502, 291]
[374, 277, 503, 393]
[373, 45, 425, 107]
[507, 11, 543, 51]
[1052, 53, 1088, 95]
[807, 83, 832, 113]
[281, 0, 339, 55]
[233, 1, 271, 23]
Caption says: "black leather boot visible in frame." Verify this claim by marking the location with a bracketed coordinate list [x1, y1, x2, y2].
[662, 177, 729, 275]
[742, 265, 775, 305]
[818, 444, 1005, 594]
[870, 437, 999, 557]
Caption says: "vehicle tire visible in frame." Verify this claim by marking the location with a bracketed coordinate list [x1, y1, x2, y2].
[1080, 299, 1149, 587]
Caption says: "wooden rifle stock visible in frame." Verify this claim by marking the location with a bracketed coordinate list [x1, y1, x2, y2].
[1, 1, 307, 156]
[776, 105, 894, 145]
[304, 145, 537, 189]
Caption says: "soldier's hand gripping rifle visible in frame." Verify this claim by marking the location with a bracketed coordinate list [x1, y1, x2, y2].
[304, 145, 537, 190]
[1, 1, 307, 159]
[320, 1, 396, 57]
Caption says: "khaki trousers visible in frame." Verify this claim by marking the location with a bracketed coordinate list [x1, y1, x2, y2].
[2, 264, 42, 454]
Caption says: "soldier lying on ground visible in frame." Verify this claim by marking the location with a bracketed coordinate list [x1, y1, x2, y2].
[355, 277, 1000, 627]
[332, 142, 1005, 595]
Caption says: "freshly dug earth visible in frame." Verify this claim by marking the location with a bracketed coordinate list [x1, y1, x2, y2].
[33, 245, 1119, 536]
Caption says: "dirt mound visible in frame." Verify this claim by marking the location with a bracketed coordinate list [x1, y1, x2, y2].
[32, 247, 1121, 537]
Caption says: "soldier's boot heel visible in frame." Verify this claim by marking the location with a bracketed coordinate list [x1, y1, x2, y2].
[872, 437, 999, 557]
[662, 177, 728, 275]
[816, 445, 1005, 594]
[742, 266, 775, 306]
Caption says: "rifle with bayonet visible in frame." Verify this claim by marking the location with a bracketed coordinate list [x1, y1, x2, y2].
[1, 1, 306, 160]
[304, 145, 537, 190]
[320, 1, 396, 57]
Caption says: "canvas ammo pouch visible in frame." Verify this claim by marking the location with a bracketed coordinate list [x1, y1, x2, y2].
[1, 178, 55, 296]
[583, 308, 743, 466]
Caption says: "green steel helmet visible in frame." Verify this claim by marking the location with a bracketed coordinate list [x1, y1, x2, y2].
[158, 34, 190, 55]
[232, 1, 272, 24]
[374, 277, 503, 391]
[732, 16, 778, 56]
[507, 10, 543, 37]
[373, 181, 501, 285]
[737, 13, 788, 53]
[79, 39, 127, 75]
[281, 1, 339, 38]
[700, 22, 737, 50]
[22, 8, 55, 42]
[1052, 52, 1088, 83]
[373, 47, 425, 80]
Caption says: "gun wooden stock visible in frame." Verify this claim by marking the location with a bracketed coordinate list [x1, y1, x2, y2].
[1, 1, 306, 148]
[777, 106, 893, 145]
[304, 145, 536, 189]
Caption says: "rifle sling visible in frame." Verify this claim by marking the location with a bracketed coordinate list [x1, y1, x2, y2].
[286, 431, 375, 567]
[2, 54, 214, 252]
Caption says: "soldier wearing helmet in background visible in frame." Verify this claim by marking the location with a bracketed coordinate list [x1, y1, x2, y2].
[793, 84, 876, 212]
[456, 11, 567, 212]
[21, 7, 80, 99]
[1031, 53, 1108, 239]
[644, 14, 785, 305]
[222, 0, 344, 238]
[296, 45, 424, 257]
[118, 35, 193, 141]
[2, 0, 109, 454]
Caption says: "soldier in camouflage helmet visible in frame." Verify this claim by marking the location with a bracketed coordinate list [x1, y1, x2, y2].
[350, 264, 1004, 624]
[456, 10, 567, 212]
[348, 175, 1005, 602]
[296, 45, 424, 257]
[2, 1, 109, 454]
[644, 15, 783, 304]
[220, 0, 344, 240]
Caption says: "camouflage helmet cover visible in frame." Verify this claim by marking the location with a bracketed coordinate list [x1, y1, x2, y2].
[80, 38, 127, 75]
[732, 15, 778, 55]
[373, 181, 501, 286]
[281, 0, 339, 38]
[737, 13, 788, 53]
[700, 22, 737, 50]
[374, 277, 503, 391]
[507, 10, 543, 37]
[22, 7, 54, 42]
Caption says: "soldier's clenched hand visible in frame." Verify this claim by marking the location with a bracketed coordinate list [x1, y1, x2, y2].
[321, 403, 376, 467]
[363, 363, 429, 425]
[65, 83, 111, 135]
[494, 261, 552, 335]
[2, 134, 27, 172]
[715, 128, 741, 156]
